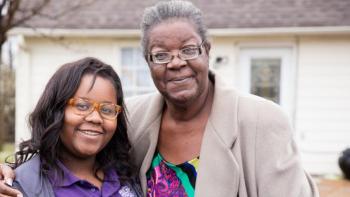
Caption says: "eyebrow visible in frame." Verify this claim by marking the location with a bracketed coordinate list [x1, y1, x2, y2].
[149, 37, 199, 49]
[150, 41, 200, 53]
[75, 97, 114, 104]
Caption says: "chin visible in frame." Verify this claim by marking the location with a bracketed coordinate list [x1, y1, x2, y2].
[167, 90, 198, 106]
[75, 147, 101, 158]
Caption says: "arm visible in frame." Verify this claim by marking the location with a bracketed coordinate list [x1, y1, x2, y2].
[0, 164, 22, 197]
[255, 101, 319, 197]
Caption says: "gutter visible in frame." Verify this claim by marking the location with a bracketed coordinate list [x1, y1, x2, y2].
[8, 26, 350, 38]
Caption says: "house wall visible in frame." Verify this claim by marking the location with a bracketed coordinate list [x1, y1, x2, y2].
[15, 34, 350, 176]
[296, 35, 350, 175]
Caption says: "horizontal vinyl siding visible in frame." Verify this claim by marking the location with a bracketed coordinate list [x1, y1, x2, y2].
[296, 36, 350, 175]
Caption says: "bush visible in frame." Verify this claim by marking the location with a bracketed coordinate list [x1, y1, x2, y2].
[339, 148, 350, 180]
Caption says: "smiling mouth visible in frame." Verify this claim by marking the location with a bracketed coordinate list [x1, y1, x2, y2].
[78, 129, 103, 136]
[169, 76, 193, 83]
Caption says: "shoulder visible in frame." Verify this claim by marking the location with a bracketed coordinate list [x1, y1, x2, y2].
[211, 71, 291, 135]
[14, 155, 49, 196]
[237, 93, 294, 153]
[238, 93, 290, 128]
[15, 155, 41, 177]
[14, 155, 54, 195]
[125, 92, 164, 143]
[126, 92, 158, 113]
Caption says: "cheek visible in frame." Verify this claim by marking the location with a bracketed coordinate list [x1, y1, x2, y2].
[150, 68, 166, 87]
[61, 108, 82, 136]
[63, 110, 79, 130]
[104, 120, 118, 135]
[60, 113, 76, 140]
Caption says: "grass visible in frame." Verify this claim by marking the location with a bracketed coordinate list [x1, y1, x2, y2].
[0, 143, 15, 163]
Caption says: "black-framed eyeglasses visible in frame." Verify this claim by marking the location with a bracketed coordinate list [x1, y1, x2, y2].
[148, 41, 205, 64]
[68, 98, 122, 120]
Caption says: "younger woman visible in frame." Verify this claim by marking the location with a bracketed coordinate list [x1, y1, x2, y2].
[12, 57, 141, 196]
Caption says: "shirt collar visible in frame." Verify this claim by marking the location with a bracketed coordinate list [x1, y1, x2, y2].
[47, 160, 121, 189]
[47, 160, 80, 187]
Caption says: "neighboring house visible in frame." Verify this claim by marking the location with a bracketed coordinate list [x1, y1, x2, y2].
[10, 0, 350, 176]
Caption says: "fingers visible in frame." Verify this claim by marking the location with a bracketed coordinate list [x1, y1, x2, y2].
[0, 193, 23, 197]
[0, 181, 22, 197]
[0, 165, 21, 197]
[0, 194, 23, 197]
[0, 165, 15, 186]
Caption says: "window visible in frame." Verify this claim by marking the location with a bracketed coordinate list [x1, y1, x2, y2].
[250, 58, 281, 104]
[120, 47, 155, 97]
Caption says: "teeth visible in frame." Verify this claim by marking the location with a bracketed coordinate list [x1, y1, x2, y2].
[79, 130, 101, 136]
[174, 77, 189, 82]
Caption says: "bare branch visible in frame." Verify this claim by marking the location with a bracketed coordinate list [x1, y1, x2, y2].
[16, 0, 95, 24]
[45, 0, 95, 20]
[10, 0, 50, 28]
[0, 0, 7, 25]
[0, 0, 7, 14]
[0, 0, 7, 12]
[4, 0, 20, 30]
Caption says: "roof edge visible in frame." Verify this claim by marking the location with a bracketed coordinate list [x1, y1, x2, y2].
[8, 28, 141, 37]
[209, 26, 350, 36]
[8, 26, 350, 37]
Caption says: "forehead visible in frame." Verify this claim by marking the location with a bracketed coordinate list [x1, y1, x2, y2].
[148, 20, 202, 49]
[74, 74, 117, 101]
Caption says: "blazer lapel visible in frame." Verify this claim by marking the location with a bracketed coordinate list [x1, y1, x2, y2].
[195, 74, 241, 197]
[138, 117, 161, 193]
[128, 93, 164, 195]
[195, 123, 240, 197]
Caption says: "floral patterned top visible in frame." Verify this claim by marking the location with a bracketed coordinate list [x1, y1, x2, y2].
[146, 152, 199, 197]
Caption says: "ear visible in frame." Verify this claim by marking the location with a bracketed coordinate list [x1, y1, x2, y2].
[204, 41, 211, 55]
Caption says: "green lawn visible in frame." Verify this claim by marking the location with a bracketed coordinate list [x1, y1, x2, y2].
[0, 143, 15, 163]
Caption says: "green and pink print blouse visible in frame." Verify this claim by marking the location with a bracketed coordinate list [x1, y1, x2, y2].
[146, 152, 199, 197]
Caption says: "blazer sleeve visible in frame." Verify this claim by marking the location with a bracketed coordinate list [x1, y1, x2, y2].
[254, 100, 319, 197]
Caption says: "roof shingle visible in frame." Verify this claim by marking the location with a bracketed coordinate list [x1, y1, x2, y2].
[17, 0, 350, 29]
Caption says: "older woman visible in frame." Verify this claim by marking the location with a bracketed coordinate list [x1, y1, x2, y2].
[0, 1, 318, 197]
[127, 1, 318, 197]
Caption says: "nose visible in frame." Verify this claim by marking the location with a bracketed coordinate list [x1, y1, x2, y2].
[84, 109, 103, 124]
[167, 53, 186, 69]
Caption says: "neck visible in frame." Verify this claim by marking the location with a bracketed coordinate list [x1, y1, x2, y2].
[59, 150, 99, 179]
[165, 80, 214, 121]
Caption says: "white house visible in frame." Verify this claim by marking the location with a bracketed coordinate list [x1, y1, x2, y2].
[10, 0, 350, 176]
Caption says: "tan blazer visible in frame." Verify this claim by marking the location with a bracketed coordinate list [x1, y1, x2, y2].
[126, 73, 319, 197]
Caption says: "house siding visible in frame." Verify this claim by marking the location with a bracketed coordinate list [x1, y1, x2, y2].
[296, 35, 350, 175]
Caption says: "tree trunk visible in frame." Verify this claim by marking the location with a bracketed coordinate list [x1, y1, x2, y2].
[0, 66, 15, 150]
[0, 33, 5, 66]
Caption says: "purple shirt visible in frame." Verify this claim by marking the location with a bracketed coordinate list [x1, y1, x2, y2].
[47, 161, 123, 197]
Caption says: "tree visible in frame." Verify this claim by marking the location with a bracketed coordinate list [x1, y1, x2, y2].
[1, 0, 50, 65]
[0, 0, 94, 150]
[1, 0, 50, 150]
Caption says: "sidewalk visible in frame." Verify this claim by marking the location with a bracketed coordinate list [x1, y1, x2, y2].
[317, 178, 350, 197]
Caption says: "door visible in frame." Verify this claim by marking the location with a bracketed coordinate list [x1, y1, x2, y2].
[239, 47, 295, 119]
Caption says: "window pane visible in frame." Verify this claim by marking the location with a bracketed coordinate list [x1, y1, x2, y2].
[250, 58, 281, 103]
[121, 47, 155, 97]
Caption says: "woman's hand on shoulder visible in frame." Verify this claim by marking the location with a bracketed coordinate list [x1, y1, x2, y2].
[0, 164, 22, 197]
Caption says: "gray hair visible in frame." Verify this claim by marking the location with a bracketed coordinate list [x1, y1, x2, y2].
[140, 0, 208, 56]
